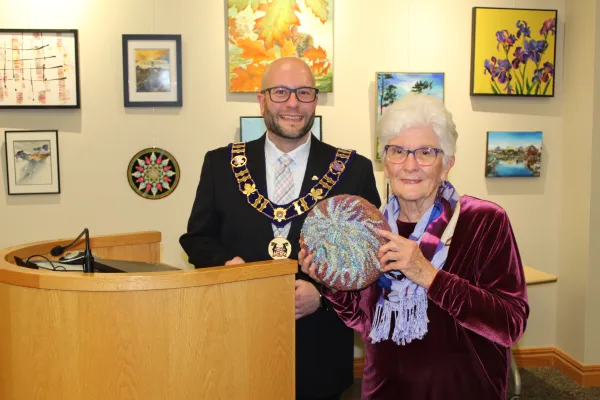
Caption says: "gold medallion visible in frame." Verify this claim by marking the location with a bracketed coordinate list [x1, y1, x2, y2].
[268, 237, 292, 260]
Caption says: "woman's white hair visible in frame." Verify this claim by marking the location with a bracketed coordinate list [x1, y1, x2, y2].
[377, 93, 458, 166]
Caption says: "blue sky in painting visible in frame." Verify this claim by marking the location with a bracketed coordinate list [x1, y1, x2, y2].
[377, 73, 444, 111]
[487, 131, 543, 149]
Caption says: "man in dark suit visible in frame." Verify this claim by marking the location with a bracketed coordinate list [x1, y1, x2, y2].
[180, 57, 380, 400]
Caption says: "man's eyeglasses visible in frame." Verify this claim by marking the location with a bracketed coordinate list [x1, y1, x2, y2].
[384, 145, 444, 166]
[261, 86, 319, 103]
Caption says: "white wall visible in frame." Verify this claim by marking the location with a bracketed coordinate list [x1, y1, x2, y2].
[2, 0, 587, 360]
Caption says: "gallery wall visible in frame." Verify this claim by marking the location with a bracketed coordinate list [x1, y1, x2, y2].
[3, 0, 599, 363]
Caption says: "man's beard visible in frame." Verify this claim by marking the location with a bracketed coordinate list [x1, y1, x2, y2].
[263, 108, 315, 140]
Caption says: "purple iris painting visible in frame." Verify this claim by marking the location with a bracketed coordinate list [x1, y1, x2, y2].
[471, 8, 557, 96]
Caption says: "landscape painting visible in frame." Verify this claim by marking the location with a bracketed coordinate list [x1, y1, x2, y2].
[122, 34, 182, 107]
[228, 0, 333, 92]
[135, 49, 171, 92]
[4, 130, 60, 194]
[376, 72, 445, 159]
[486, 131, 542, 177]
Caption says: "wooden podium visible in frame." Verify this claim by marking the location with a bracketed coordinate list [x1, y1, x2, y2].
[0, 231, 296, 400]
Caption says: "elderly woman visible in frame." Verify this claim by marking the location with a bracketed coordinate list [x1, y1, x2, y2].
[299, 93, 529, 399]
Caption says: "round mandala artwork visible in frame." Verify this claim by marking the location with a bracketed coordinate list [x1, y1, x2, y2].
[300, 195, 391, 291]
[127, 148, 180, 200]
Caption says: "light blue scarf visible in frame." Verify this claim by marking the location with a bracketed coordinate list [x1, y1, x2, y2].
[368, 181, 460, 345]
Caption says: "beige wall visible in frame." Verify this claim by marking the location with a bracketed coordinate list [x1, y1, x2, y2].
[2, 0, 598, 363]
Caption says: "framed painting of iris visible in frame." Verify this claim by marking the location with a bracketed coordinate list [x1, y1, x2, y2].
[375, 72, 445, 160]
[470, 7, 557, 96]
[485, 131, 542, 177]
[122, 34, 182, 107]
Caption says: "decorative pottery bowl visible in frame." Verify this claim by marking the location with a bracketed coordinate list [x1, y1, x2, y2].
[300, 195, 390, 291]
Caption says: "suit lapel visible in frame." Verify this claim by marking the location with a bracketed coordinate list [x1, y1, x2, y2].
[245, 135, 268, 195]
[243, 136, 274, 241]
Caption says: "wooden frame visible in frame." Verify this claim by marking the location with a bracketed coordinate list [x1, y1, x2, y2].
[122, 34, 183, 107]
[4, 130, 60, 195]
[0, 29, 80, 108]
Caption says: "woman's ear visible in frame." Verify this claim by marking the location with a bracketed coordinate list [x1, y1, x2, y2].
[441, 156, 455, 180]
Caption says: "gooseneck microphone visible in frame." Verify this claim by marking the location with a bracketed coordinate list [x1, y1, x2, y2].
[50, 228, 95, 273]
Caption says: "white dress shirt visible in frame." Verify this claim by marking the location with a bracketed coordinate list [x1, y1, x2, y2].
[265, 134, 311, 238]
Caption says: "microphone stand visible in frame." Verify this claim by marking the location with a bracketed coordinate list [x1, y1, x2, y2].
[83, 228, 94, 273]
[50, 228, 95, 273]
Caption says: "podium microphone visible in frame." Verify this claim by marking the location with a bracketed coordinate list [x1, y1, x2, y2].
[50, 228, 95, 273]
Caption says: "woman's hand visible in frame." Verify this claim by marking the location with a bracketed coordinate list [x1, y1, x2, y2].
[298, 248, 321, 283]
[377, 230, 439, 289]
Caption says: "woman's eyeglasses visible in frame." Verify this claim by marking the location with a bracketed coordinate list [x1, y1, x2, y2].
[384, 145, 443, 166]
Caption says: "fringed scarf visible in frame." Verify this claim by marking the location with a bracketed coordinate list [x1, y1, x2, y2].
[368, 181, 460, 345]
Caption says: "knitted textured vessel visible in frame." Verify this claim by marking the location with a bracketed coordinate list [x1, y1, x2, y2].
[300, 195, 390, 291]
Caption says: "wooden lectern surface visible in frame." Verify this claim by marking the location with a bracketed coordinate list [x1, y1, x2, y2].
[0, 231, 296, 400]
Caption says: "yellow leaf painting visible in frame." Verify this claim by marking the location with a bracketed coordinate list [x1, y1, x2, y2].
[228, 0, 333, 93]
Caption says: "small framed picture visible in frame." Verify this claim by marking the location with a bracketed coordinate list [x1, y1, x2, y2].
[240, 116, 323, 142]
[122, 34, 182, 107]
[4, 130, 61, 195]
[0, 29, 80, 108]
[486, 131, 542, 177]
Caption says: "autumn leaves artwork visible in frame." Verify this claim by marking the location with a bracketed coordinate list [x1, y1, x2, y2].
[470, 7, 557, 96]
[228, 0, 333, 92]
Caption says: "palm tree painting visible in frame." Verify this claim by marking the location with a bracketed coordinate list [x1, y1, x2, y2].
[375, 72, 445, 159]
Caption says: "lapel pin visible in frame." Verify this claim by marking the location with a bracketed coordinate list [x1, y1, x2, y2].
[311, 175, 318, 181]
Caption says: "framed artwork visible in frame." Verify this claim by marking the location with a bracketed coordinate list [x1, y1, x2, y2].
[127, 147, 180, 199]
[122, 34, 182, 107]
[470, 7, 557, 96]
[240, 115, 322, 142]
[485, 131, 542, 177]
[375, 72, 445, 159]
[0, 29, 80, 108]
[4, 130, 60, 195]
[227, 0, 333, 92]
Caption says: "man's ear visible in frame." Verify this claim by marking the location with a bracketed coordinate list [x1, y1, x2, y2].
[257, 93, 265, 115]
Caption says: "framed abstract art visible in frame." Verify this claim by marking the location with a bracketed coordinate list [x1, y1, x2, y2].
[0, 30, 80, 108]
[240, 115, 322, 142]
[4, 130, 60, 195]
[122, 34, 182, 107]
[485, 131, 542, 177]
[470, 7, 557, 96]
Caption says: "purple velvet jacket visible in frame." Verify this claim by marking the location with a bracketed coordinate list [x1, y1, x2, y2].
[324, 196, 529, 400]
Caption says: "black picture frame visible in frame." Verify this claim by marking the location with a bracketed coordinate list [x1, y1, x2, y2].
[0, 29, 80, 109]
[122, 34, 183, 107]
[239, 116, 323, 142]
[4, 130, 61, 195]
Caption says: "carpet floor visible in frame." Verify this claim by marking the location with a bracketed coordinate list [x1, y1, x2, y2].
[341, 367, 600, 399]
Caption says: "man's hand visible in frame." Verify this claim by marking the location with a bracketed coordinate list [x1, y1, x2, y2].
[295, 279, 321, 320]
[225, 256, 245, 265]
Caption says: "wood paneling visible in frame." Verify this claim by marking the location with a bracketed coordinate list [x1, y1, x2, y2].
[0, 231, 296, 399]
